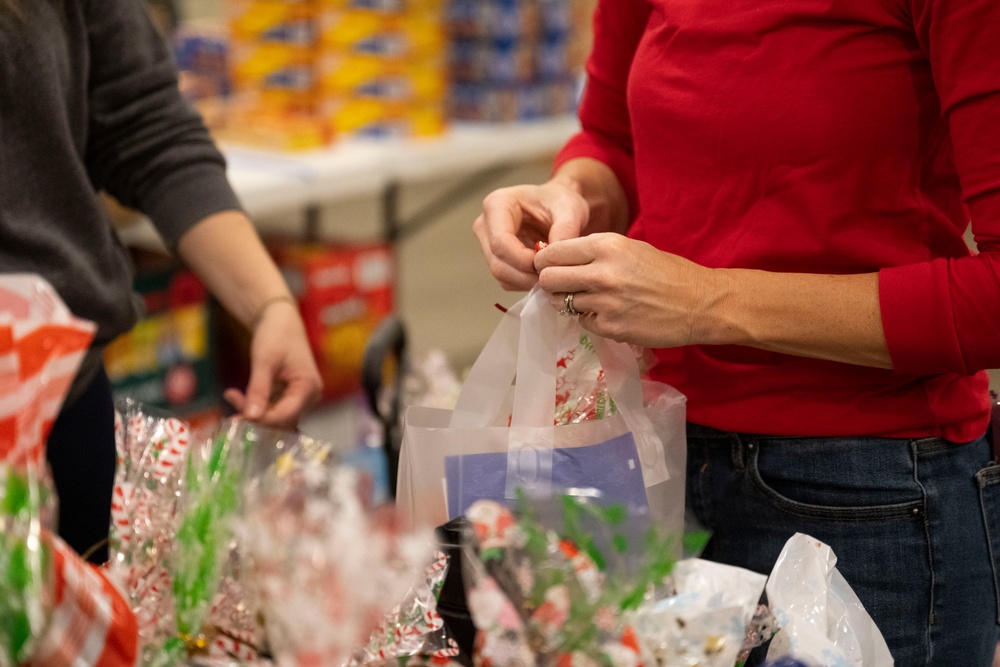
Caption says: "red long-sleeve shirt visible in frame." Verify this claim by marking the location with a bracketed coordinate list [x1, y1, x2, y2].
[556, 0, 1000, 441]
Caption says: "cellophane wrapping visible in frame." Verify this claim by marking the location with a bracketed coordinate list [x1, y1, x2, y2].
[1, 274, 138, 667]
[236, 425, 460, 667]
[109, 412, 259, 666]
[462, 497, 892, 667]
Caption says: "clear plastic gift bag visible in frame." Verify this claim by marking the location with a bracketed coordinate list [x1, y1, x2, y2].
[109, 404, 275, 667]
[108, 398, 194, 650]
[397, 286, 687, 538]
[631, 558, 770, 667]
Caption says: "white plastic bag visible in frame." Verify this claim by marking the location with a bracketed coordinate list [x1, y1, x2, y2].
[765, 533, 894, 667]
[633, 559, 768, 667]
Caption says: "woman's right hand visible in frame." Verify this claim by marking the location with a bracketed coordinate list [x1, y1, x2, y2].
[473, 180, 590, 291]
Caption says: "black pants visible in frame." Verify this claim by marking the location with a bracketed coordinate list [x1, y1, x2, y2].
[45, 366, 116, 564]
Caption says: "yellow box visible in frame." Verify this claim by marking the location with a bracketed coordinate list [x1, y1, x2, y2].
[317, 53, 446, 101]
[228, 0, 317, 44]
[320, 96, 445, 138]
[230, 40, 316, 92]
[217, 101, 334, 150]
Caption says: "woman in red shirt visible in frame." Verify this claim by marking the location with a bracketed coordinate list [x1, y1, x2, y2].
[474, 0, 1000, 663]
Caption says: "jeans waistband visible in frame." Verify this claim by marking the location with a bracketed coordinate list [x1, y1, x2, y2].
[686, 422, 980, 470]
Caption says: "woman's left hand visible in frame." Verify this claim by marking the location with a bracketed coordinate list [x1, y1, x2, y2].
[223, 300, 322, 430]
[534, 233, 723, 348]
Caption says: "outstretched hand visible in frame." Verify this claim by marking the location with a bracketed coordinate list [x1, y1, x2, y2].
[223, 300, 322, 430]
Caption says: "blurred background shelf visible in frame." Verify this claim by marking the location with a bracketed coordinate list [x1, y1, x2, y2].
[116, 115, 580, 249]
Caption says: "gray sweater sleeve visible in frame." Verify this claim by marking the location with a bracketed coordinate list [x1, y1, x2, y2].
[83, 0, 242, 246]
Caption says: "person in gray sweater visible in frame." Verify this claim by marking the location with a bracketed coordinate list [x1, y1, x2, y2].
[0, 0, 322, 561]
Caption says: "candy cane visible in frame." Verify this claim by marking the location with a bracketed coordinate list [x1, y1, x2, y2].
[114, 410, 124, 454]
[110, 482, 136, 551]
[127, 415, 145, 445]
[152, 417, 190, 478]
[211, 635, 258, 662]
[423, 609, 444, 632]
[431, 638, 461, 658]
[428, 551, 448, 572]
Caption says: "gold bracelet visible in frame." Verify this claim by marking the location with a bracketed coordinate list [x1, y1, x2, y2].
[249, 294, 298, 330]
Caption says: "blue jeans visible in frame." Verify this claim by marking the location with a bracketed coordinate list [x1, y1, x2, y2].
[685, 423, 1000, 666]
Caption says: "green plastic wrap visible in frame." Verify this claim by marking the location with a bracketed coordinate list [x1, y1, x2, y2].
[0, 465, 52, 666]
[147, 419, 253, 667]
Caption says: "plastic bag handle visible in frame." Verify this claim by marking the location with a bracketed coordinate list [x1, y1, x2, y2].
[448, 294, 526, 428]
[451, 287, 645, 426]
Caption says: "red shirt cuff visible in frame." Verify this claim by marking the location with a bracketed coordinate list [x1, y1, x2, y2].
[879, 260, 967, 374]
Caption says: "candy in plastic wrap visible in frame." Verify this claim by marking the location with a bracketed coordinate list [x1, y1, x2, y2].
[553, 334, 615, 425]
[239, 434, 445, 667]
[146, 419, 255, 667]
[107, 398, 193, 647]
[354, 550, 462, 665]
[631, 559, 767, 667]
[463, 495, 679, 667]
[204, 553, 266, 664]
[524, 330, 654, 427]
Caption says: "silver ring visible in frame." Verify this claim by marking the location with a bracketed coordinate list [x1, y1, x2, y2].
[560, 292, 580, 317]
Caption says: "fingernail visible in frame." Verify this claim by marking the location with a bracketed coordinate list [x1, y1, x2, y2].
[246, 403, 262, 420]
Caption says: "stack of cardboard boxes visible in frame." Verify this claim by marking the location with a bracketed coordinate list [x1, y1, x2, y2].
[448, 0, 584, 122]
[222, 0, 447, 149]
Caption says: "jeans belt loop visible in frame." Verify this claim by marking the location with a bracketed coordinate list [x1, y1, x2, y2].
[729, 433, 746, 472]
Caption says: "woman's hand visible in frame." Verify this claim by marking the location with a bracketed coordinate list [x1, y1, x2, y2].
[535, 233, 893, 368]
[176, 209, 324, 428]
[223, 299, 322, 429]
[473, 181, 590, 291]
[534, 233, 723, 348]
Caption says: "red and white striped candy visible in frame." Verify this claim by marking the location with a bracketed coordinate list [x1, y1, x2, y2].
[152, 417, 189, 478]
[110, 482, 136, 550]
[127, 416, 145, 446]
[210, 636, 257, 662]
[114, 411, 124, 454]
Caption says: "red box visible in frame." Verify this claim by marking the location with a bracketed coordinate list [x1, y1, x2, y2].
[270, 241, 396, 403]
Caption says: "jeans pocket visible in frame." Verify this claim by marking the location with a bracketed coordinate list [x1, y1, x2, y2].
[747, 442, 924, 521]
[976, 464, 1000, 624]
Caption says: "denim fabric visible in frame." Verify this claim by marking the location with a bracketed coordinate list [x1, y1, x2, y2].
[686, 423, 1000, 666]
